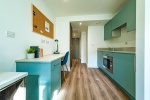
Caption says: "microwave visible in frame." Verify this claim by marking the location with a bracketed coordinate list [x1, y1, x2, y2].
[103, 55, 113, 74]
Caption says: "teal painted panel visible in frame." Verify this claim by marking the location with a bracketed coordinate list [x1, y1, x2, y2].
[97, 51, 100, 67]
[111, 5, 127, 30]
[26, 75, 39, 100]
[113, 53, 135, 98]
[104, 20, 112, 40]
[16, 59, 62, 100]
[111, 0, 135, 31]
[98, 51, 135, 99]
[113, 54, 127, 88]
[126, 0, 136, 31]
[51, 83, 61, 100]
[51, 59, 61, 100]
[16, 62, 51, 100]
[51, 65, 61, 89]
[97, 51, 103, 68]
[51, 59, 61, 70]
[111, 14, 118, 30]
[16, 62, 51, 84]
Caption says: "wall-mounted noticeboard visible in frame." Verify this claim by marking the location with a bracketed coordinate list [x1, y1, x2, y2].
[32, 4, 54, 39]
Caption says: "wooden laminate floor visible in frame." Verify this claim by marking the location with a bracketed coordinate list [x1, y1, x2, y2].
[58, 59, 129, 100]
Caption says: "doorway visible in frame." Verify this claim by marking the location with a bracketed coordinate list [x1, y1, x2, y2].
[70, 24, 81, 68]
[72, 38, 80, 59]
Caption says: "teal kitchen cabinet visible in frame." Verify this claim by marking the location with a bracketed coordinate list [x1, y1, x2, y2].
[104, 20, 112, 40]
[105, 0, 136, 39]
[111, 6, 127, 30]
[126, 0, 136, 31]
[51, 59, 61, 99]
[97, 51, 103, 68]
[113, 53, 135, 99]
[16, 58, 61, 100]
[111, 0, 136, 31]
[104, 20, 121, 40]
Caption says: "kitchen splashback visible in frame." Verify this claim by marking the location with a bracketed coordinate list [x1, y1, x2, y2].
[107, 26, 136, 47]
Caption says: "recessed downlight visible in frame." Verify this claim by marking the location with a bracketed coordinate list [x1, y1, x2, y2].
[96, 22, 101, 24]
[79, 22, 82, 25]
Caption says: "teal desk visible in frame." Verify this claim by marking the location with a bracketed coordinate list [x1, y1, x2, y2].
[16, 54, 64, 100]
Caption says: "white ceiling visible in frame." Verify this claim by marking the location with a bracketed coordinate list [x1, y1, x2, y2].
[45, 0, 129, 34]
[45, 0, 128, 17]
[71, 20, 107, 33]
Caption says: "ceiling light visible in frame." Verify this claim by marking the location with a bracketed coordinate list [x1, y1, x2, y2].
[79, 22, 82, 25]
[96, 22, 101, 24]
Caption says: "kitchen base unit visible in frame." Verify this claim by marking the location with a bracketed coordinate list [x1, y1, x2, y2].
[97, 49, 135, 100]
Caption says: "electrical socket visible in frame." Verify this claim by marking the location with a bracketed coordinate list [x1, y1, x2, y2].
[46, 41, 49, 44]
[6, 30, 15, 38]
[41, 39, 45, 43]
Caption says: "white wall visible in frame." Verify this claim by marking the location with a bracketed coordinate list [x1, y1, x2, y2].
[107, 26, 136, 47]
[144, 0, 150, 99]
[0, 0, 56, 72]
[56, 14, 113, 70]
[87, 26, 108, 68]
[136, 0, 150, 99]
[80, 32, 87, 63]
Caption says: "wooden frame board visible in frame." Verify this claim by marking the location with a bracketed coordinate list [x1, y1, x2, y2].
[32, 4, 54, 39]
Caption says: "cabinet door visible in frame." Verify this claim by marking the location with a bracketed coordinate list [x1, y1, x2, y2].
[126, 0, 136, 31]
[124, 54, 135, 98]
[26, 75, 39, 100]
[113, 53, 135, 98]
[104, 20, 112, 40]
[112, 6, 127, 30]
[97, 51, 103, 68]
[113, 54, 126, 88]
[51, 60, 61, 100]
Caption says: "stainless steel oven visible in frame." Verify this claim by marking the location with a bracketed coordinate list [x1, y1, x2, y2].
[103, 55, 113, 74]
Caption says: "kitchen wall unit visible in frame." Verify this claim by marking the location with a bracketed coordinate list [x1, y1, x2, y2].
[126, 0, 136, 31]
[111, 8, 127, 30]
[16, 54, 64, 100]
[97, 50, 135, 99]
[104, 20, 121, 40]
[104, 20, 112, 40]
[104, 0, 136, 40]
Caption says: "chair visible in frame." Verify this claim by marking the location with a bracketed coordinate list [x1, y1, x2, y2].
[61, 51, 69, 81]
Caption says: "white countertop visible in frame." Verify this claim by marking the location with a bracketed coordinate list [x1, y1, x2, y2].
[15, 54, 65, 63]
[0, 72, 28, 91]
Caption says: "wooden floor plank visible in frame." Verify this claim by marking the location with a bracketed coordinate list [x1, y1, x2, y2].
[57, 59, 129, 100]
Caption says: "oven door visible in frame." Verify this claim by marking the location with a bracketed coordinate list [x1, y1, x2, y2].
[103, 56, 110, 68]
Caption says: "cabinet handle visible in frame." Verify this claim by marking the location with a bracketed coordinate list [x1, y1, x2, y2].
[134, 55, 136, 72]
[54, 62, 60, 66]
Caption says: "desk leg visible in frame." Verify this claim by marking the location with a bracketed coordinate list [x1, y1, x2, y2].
[26, 75, 39, 100]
